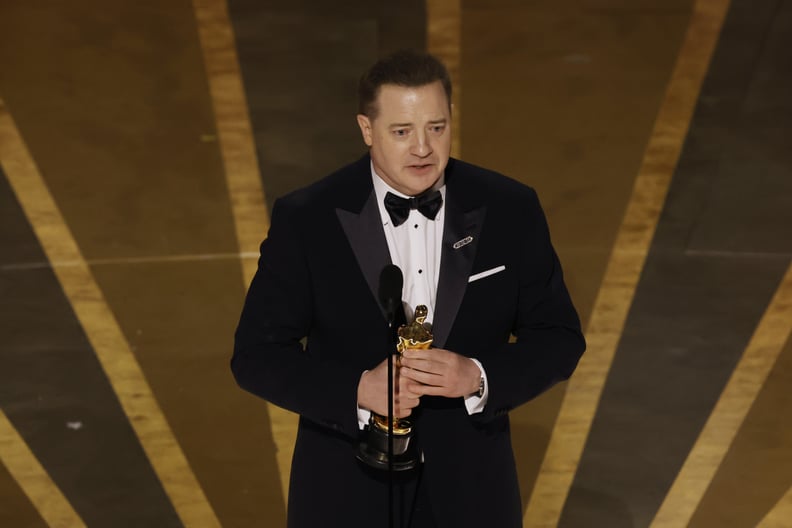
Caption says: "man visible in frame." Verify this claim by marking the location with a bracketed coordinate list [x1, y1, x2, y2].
[233, 50, 585, 527]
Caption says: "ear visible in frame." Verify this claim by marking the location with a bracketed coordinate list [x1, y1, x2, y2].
[356, 114, 373, 147]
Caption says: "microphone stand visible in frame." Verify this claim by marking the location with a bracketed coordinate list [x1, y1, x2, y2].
[370, 263, 404, 528]
[386, 315, 395, 528]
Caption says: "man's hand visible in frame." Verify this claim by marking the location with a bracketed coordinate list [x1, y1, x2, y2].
[357, 356, 421, 418]
[399, 348, 481, 398]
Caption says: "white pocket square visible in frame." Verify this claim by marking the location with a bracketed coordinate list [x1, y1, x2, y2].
[468, 265, 506, 283]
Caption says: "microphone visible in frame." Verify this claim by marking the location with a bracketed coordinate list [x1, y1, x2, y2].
[357, 265, 417, 526]
[379, 264, 403, 324]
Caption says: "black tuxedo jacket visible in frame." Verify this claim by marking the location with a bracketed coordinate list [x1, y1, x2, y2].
[233, 154, 585, 527]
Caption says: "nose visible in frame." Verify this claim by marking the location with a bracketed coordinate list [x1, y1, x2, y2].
[410, 130, 433, 158]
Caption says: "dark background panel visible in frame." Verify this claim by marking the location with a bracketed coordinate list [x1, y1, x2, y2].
[0, 164, 45, 268]
[0, 0, 238, 261]
[561, 255, 789, 527]
[1, 1, 289, 524]
[562, 0, 792, 525]
[90, 257, 286, 527]
[690, 333, 792, 527]
[0, 461, 47, 528]
[686, 0, 792, 256]
[228, 0, 426, 211]
[460, 0, 694, 511]
[0, 167, 182, 527]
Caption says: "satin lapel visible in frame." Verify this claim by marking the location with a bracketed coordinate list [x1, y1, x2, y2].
[336, 192, 393, 320]
[432, 197, 486, 348]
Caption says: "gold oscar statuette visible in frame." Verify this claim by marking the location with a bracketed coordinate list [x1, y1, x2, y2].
[356, 305, 432, 471]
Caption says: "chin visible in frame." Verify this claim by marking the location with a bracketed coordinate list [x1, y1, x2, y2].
[403, 175, 440, 195]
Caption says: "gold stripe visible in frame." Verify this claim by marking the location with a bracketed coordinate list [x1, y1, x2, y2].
[191, 0, 296, 504]
[0, 410, 86, 528]
[651, 262, 792, 527]
[0, 101, 221, 527]
[427, 0, 462, 158]
[191, 0, 270, 285]
[523, 1, 730, 526]
[757, 485, 792, 528]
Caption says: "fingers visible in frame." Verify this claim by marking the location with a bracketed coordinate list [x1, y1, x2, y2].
[394, 395, 420, 418]
[361, 348, 478, 414]
[400, 349, 450, 386]
[397, 372, 422, 401]
[360, 350, 472, 415]
[400, 349, 443, 375]
[400, 358, 439, 375]
[408, 384, 446, 397]
[401, 348, 448, 362]
[394, 376, 420, 418]
[400, 365, 442, 386]
[358, 356, 421, 416]
[392, 359, 421, 417]
[399, 348, 479, 398]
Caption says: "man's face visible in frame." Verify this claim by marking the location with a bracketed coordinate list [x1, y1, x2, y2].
[356, 81, 451, 197]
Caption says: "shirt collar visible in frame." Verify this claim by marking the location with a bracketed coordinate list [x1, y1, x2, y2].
[371, 162, 446, 226]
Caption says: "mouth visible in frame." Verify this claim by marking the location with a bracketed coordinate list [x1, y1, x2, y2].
[407, 163, 434, 172]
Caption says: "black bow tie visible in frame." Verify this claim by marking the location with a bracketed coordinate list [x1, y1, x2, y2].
[384, 190, 443, 227]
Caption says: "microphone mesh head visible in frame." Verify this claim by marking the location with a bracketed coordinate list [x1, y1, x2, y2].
[379, 265, 403, 314]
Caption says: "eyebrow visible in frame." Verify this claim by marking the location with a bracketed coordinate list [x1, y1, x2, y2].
[388, 118, 447, 128]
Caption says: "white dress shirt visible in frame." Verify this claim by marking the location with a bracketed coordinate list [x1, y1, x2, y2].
[357, 164, 488, 429]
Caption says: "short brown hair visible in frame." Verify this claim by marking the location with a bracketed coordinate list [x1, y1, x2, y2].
[358, 49, 452, 119]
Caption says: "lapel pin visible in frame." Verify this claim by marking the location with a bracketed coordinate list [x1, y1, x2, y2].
[453, 236, 474, 249]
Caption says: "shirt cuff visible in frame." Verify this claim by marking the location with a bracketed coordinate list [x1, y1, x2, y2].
[464, 358, 488, 415]
[357, 370, 371, 430]
[357, 407, 371, 430]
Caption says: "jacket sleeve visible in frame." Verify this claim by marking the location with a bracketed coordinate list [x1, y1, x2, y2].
[231, 198, 362, 439]
[474, 188, 586, 423]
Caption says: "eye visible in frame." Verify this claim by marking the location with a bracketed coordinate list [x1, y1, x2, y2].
[393, 129, 408, 137]
[430, 125, 446, 134]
